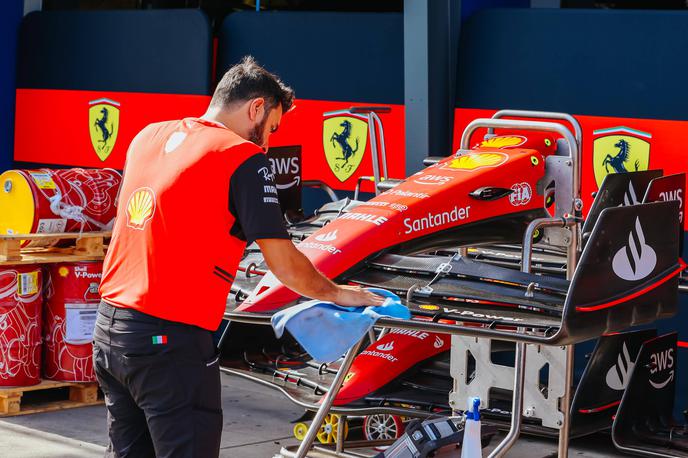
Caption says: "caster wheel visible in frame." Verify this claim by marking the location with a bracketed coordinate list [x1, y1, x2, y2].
[363, 414, 405, 441]
[316, 414, 349, 444]
[293, 422, 309, 441]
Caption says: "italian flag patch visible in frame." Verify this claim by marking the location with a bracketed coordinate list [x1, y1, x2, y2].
[152, 335, 168, 345]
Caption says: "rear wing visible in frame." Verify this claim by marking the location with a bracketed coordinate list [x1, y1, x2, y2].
[612, 333, 683, 457]
[643, 173, 686, 256]
[561, 201, 682, 343]
[582, 169, 662, 238]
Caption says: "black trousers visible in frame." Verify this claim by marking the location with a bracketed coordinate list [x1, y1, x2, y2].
[93, 301, 222, 458]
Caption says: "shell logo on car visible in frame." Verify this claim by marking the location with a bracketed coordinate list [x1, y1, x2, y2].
[419, 304, 440, 311]
[478, 135, 526, 149]
[126, 187, 156, 230]
[442, 152, 508, 172]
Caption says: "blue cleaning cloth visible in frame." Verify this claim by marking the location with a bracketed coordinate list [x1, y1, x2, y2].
[271, 288, 410, 363]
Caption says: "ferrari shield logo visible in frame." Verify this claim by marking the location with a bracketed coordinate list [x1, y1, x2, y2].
[89, 98, 120, 161]
[323, 116, 368, 182]
[593, 127, 651, 187]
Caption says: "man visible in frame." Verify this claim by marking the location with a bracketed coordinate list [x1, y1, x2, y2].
[94, 56, 382, 457]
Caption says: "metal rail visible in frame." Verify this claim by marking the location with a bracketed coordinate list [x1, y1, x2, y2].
[294, 338, 366, 458]
[460, 118, 581, 217]
[228, 114, 585, 457]
[489, 216, 574, 458]
[488, 109, 583, 148]
[460, 117, 582, 282]
[220, 366, 443, 417]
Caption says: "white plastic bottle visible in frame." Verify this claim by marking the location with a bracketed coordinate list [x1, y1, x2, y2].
[461, 397, 482, 458]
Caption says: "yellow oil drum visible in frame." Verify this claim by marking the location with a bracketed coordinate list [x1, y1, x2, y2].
[0, 168, 121, 246]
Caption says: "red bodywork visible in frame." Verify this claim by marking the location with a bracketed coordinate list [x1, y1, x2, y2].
[333, 328, 450, 406]
[43, 262, 102, 382]
[239, 133, 558, 405]
[239, 134, 554, 313]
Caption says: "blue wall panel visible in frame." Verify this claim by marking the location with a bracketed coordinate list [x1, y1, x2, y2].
[17, 10, 212, 94]
[219, 11, 404, 104]
[457, 8, 688, 120]
[0, 1, 24, 172]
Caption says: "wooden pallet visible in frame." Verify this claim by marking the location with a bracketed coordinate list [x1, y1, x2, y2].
[0, 231, 111, 265]
[0, 379, 103, 417]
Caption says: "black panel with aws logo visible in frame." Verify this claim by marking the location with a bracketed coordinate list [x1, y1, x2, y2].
[266, 146, 302, 218]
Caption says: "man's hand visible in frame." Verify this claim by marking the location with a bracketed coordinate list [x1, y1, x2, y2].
[334, 285, 385, 307]
[256, 238, 384, 306]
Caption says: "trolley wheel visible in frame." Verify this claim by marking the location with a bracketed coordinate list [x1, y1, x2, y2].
[293, 422, 309, 441]
[363, 414, 405, 441]
[316, 414, 349, 444]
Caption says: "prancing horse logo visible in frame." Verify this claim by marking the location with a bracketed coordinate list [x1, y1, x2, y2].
[330, 120, 359, 164]
[323, 115, 368, 182]
[592, 127, 650, 187]
[88, 98, 120, 162]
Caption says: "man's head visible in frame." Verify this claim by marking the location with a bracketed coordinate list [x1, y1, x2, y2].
[207, 56, 294, 150]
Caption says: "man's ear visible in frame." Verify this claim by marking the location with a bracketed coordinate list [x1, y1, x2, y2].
[248, 98, 266, 122]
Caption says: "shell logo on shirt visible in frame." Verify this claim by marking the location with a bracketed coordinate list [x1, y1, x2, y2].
[126, 187, 156, 230]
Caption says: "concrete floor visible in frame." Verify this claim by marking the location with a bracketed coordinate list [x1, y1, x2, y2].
[0, 374, 625, 458]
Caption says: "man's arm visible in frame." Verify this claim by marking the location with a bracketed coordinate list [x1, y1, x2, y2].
[257, 238, 384, 307]
[228, 153, 382, 307]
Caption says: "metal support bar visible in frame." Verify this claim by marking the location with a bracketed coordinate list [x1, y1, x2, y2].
[558, 344, 575, 457]
[460, 119, 580, 212]
[371, 112, 388, 179]
[461, 116, 583, 282]
[294, 337, 365, 458]
[367, 113, 381, 194]
[488, 110, 583, 148]
[353, 176, 382, 201]
[487, 215, 577, 457]
[525, 215, 579, 457]
[522, 217, 574, 273]
[488, 341, 526, 458]
[335, 415, 347, 454]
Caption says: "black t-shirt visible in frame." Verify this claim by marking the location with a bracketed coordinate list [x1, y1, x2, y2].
[229, 153, 290, 244]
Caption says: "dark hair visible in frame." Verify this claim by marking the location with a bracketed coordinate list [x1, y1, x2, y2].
[210, 56, 294, 113]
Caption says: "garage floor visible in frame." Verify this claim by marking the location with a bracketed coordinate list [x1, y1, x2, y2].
[0, 374, 625, 458]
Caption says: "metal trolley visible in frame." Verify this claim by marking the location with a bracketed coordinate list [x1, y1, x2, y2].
[224, 112, 683, 457]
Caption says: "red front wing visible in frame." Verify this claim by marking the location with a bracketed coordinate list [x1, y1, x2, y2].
[239, 139, 550, 313]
